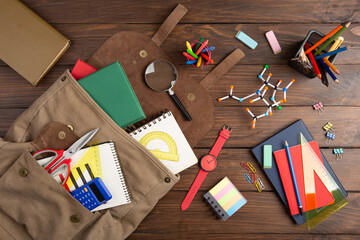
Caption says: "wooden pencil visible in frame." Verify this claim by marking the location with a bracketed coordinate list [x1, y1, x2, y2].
[323, 58, 340, 75]
[314, 22, 351, 56]
[304, 23, 344, 55]
[304, 43, 321, 79]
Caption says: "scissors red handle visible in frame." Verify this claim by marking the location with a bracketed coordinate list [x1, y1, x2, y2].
[33, 149, 71, 188]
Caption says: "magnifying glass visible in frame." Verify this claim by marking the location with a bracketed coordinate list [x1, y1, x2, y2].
[145, 60, 192, 121]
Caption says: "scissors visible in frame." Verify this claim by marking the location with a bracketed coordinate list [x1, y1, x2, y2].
[33, 128, 99, 188]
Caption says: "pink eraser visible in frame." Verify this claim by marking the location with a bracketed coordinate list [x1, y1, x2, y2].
[265, 30, 281, 54]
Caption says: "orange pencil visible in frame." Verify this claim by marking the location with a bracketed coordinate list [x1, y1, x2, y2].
[200, 53, 213, 63]
[195, 40, 209, 56]
[304, 24, 344, 55]
[323, 58, 340, 75]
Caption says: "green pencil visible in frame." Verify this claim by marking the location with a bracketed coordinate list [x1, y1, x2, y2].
[314, 22, 351, 56]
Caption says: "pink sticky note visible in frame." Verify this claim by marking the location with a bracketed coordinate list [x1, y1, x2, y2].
[265, 30, 281, 54]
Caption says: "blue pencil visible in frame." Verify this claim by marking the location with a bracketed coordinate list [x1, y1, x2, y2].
[285, 141, 303, 215]
[318, 59, 338, 83]
[314, 46, 349, 60]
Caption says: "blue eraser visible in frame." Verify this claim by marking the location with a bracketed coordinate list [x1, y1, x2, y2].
[235, 31, 258, 50]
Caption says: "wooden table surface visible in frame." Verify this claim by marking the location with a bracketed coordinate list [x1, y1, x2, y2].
[1, 1, 360, 239]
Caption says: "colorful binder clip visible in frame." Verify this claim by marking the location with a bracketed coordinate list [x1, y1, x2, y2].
[244, 173, 253, 184]
[257, 178, 265, 190]
[323, 122, 335, 133]
[333, 148, 343, 160]
[325, 132, 336, 145]
[313, 102, 325, 115]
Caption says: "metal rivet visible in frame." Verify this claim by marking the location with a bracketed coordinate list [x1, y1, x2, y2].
[133, 60, 137, 64]
[187, 93, 195, 101]
[139, 50, 147, 58]
[58, 131, 66, 140]
[66, 125, 74, 131]
[165, 177, 171, 183]
[70, 214, 80, 223]
[61, 76, 66, 81]
[19, 168, 28, 177]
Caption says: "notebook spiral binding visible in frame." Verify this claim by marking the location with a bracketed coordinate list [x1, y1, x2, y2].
[130, 111, 172, 136]
[109, 141, 132, 203]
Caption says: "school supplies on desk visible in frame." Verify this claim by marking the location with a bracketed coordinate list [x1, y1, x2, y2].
[0, 0, 70, 86]
[284, 140, 303, 215]
[251, 120, 347, 228]
[71, 177, 112, 211]
[129, 111, 197, 174]
[263, 145, 273, 169]
[65, 141, 131, 211]
[71, 59, 97, 80]
[78, 61, 145, 128]
[218, 65, 295, 129]
[183, 38, 213, 68]
[34, 128, 99, 191]
[145, 60, 192, 121]
[235, 31, 258, 49]
[204, 177, 247, 220]
[265, 30, 281, 54]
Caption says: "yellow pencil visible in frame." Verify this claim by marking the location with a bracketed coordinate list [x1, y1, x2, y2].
[186, 41, 192, 51]
[196, 56, 202, 67]
[325, 36, 344, 60]
[323, 58, 340, 75]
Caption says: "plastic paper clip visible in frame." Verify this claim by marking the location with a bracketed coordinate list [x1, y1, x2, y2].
[254, 180, 262, 192]
[244, 173, 253, 184]
[240, 161, 251, 171]
[333, 148, 343, 160]
[257, 178, 265, 190]
[325, 132, 336, 145]
[247, 162, 256, 173]
[313, 102, 325, 115]
[323, 122, 335, 133]
[250, 172, 256, 183]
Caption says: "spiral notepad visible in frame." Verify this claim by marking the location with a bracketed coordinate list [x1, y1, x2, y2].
[64, 141, 131, 211]
[129, 111, 197, 174]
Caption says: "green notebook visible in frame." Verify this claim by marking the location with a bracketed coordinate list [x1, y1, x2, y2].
[78, 61, 145, 128]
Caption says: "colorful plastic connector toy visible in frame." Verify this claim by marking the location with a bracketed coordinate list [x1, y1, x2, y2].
[218, 65, 295, 129]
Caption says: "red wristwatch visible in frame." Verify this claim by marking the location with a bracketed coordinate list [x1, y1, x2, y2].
[181, 125, 232, 211]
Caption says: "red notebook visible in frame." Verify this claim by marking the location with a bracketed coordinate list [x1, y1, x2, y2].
[71, 59, 97, 80]
[273, 141, 334, 216]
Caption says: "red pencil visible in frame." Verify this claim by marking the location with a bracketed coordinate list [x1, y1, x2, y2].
[304, 43, 321, 79]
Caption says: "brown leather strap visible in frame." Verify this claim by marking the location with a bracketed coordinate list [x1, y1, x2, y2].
[200, 49, 245, 90]
[151, 4, 188, 46]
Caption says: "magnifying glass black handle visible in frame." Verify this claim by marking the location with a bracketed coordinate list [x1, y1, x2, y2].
[171, 93, 192, 121]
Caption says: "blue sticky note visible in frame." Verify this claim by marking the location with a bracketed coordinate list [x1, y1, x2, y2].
[235, 31, 258, 49]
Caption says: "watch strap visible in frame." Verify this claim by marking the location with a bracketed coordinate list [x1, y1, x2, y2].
[181, 169, 208, 211]
[209, 126, 231, 157]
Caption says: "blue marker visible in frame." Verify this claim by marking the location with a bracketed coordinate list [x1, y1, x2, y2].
[285, 141, 303, 215]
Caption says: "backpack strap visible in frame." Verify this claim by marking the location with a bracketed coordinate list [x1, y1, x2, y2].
[152, 4, 188, 46]
[200, 49, 245, 90]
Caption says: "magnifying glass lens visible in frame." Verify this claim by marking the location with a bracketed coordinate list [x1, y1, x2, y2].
[144, 60, 192, 121]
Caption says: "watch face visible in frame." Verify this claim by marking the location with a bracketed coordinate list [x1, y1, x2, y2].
[200, 155, 217, 172]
